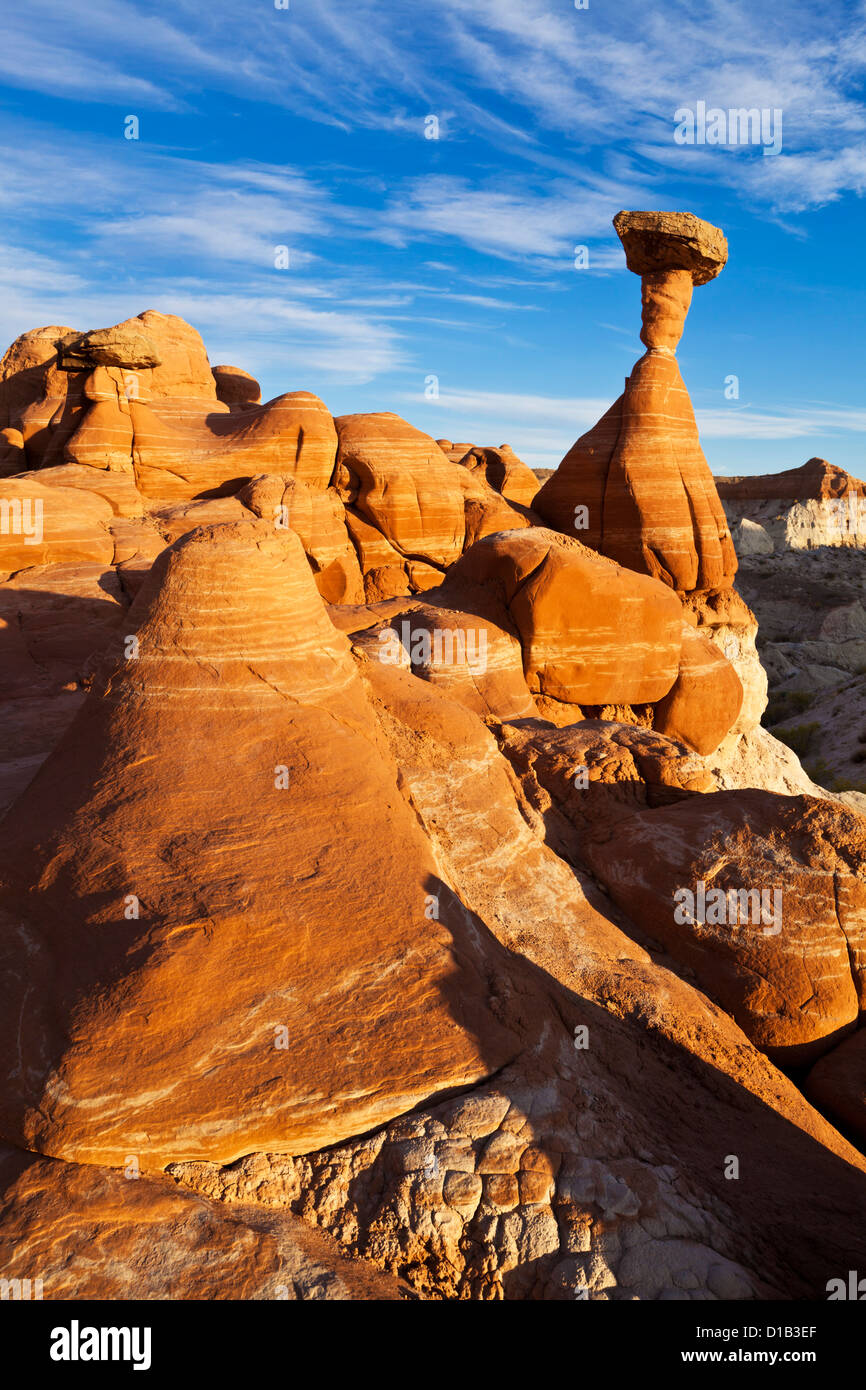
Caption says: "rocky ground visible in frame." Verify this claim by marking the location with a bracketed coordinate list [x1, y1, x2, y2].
[736, 548, 866, 793]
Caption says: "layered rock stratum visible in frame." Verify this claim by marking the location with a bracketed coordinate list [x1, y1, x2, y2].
[718, 458, 866, 552]
[1, 212, 866, 1300]
[716, 459, 866, 800]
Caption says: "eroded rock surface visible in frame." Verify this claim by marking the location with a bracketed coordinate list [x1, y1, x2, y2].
[582, 791, 866, 1062]
[0, 522, 522, 1167]
[1, 248, 866, 1303]
[0, 1144, 411, 1300]
[535, 211, 736, 597]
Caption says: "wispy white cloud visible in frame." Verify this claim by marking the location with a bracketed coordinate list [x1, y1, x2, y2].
[0, 127, 600, 396]
[402, 387, 612, 427]
[0, 34, 179, 107]
[3, 0, 866, 214]
[377, 174, 640, 263]
[696, 404, 866, 438]
[0, 274, 406, 390]
[1, 0, 863, 203]
[0, 0, 239, 106]
[0, 137, 409, 388]
[399, 386, 866, 468]
[0, 0, 864, 471]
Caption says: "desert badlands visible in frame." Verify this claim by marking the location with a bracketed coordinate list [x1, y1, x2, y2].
[1, 209, 866, 1308]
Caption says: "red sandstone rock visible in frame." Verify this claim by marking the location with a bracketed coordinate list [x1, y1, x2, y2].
[335, 413, 526, 578]
[682, 586, 767, 735]
[0, 325, 87, 469]
[60, 365, 136, 471]
[716, 457, 866, 502]
[604, 350, 736, 592]
[612, 210, 728, 286]
[354, 602, 537, 721]
[129, 387, 338, 501]
[1, 297, 866, 1304]
[455, 444, 540, 508]
[536, 352, 737, 593]
[123, 311, 217, 402]
[653, 622, 744, 755]
[535, 211, 737, 595]
[238, 474, 364, 604]
[446, 528, 684, 705]
[232, 660, 866, 1301]
[0, 563, 126, 695]
[0, 520, 520, 1167]
[343, 505, 415, 601]
[212, 364, 262, 409]
[0, 477, 114, 575]
[458, 464, 530, 549]
[0, 1143, 410, 1300]
[805, 1031, 866, 1143]
[1, 314, 339, 503]
[360, 657, 653, 983]
[582, 791, 866, 1062]
[16, 462, 145, 518]
[335, 412, 467, 568]
[145, 495, 249, 544]
[0, 427, 25, 477]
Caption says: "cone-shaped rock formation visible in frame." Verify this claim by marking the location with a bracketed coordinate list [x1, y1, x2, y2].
[0, 519, 520, 1167]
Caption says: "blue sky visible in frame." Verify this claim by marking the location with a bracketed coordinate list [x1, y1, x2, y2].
[1, 0, 865, 474]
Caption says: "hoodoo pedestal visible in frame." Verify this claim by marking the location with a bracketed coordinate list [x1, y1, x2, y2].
[536, 209, 735, 595]
[535, 209, 766, 738]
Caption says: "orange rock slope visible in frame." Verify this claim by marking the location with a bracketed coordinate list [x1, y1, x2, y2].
[0, 522, 522, 1166]
[1, 212, 866, 1301]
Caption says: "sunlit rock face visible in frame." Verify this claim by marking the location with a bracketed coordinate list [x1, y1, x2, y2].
[535, 211, 735, 596]
[1, 219, 865, 1301]
[718, 458, 866, 551]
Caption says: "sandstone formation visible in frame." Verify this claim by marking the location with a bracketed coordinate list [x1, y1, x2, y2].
[652, 621, 744, 755]
[612, 209, 728, 286]
[533, 211, 767, 751]
[239, 473, 365, 604]
[0, 476, 114, 573]
[0, 523, 527, 1168]
[582, 790, 866, 1062]
[334, 412, 524, 580]
[1, 314, 339, 501]
[0, 562, 126, 697]
[493, 718, 715, 861]
[164, 655, 866, 1300]
[443, 528, 685, 706]
[212, 364, 262, 409]
[0, 314, 532, 608]
[0, 1143, 410, 1300]
[0, 324, 85, 473]
[452, 443, 540, 508]
[535, 211, 736, 597]
[1, 223, 866, 1305]
[681, 585, 767, 737]
[719, 458, 866, 552]
[58, 322, 162, 371]
[353, 602, 537, 721]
